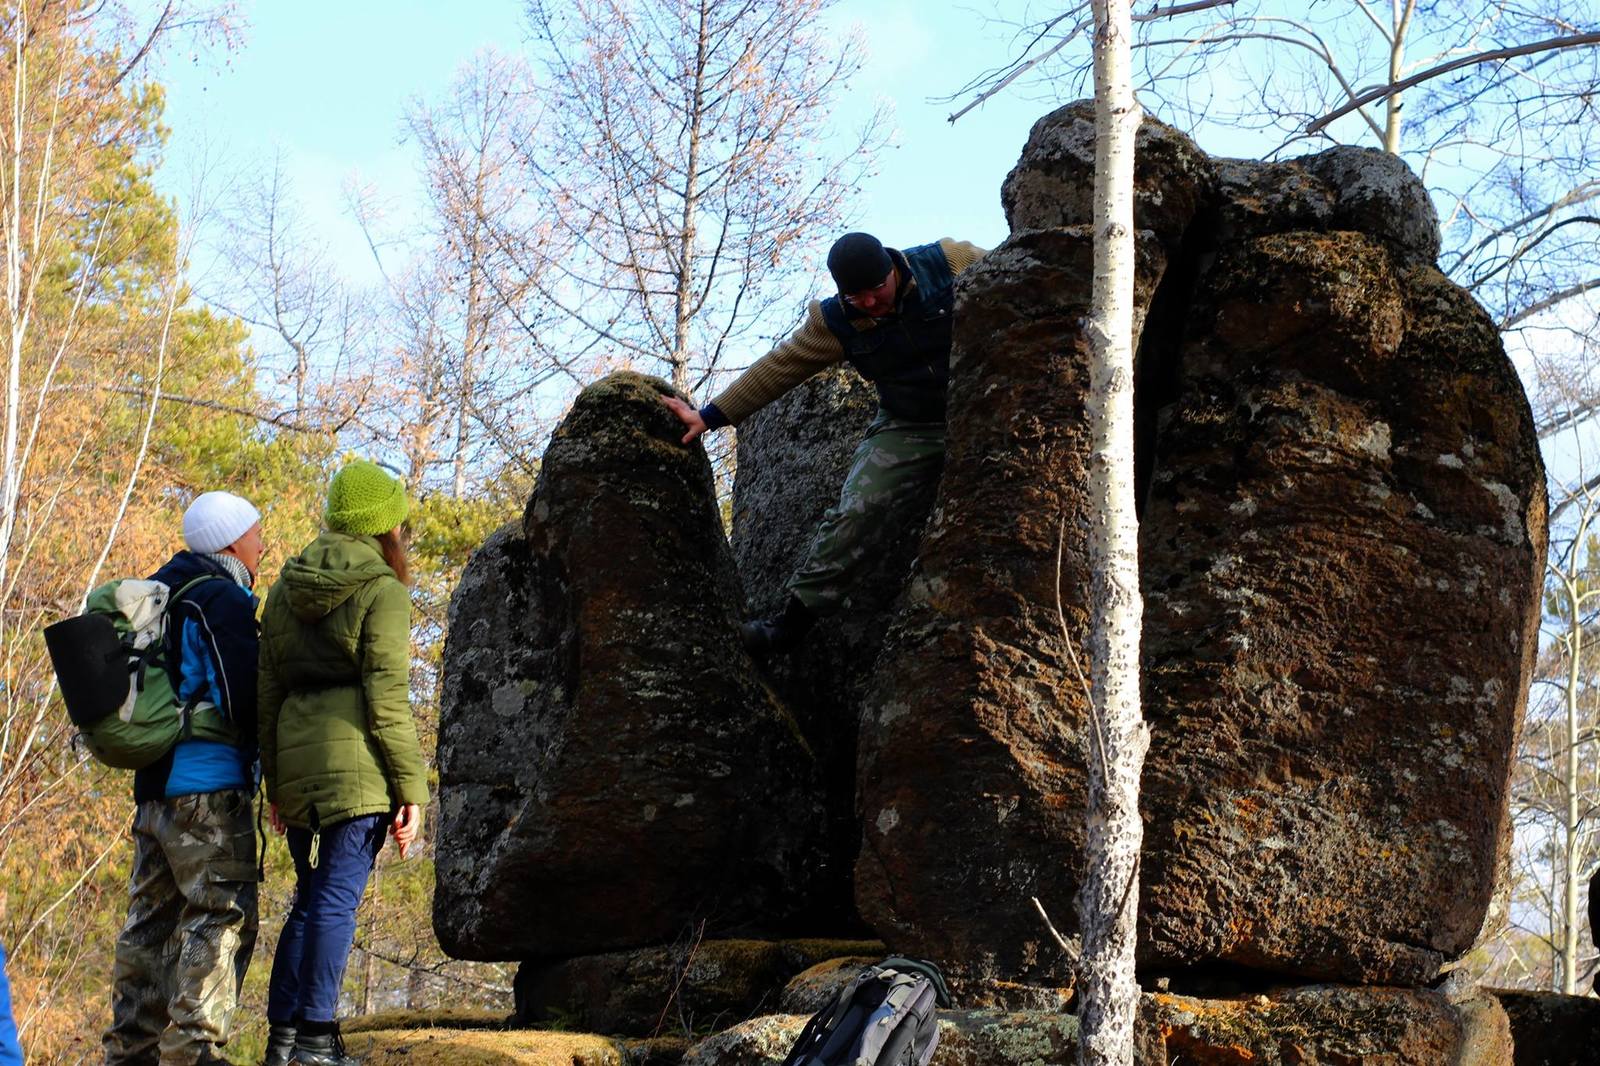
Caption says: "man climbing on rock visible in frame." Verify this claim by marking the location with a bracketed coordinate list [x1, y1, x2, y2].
[662, 231, 985, 654]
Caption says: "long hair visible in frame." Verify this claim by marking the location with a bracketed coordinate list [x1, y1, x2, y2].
[375, 527, 411, 586]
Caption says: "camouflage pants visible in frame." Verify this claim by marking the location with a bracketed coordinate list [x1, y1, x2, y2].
[104, 789, 259, 1066]
[789, 413, 946, 613]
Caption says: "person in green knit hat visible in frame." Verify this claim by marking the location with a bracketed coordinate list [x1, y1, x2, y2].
[258, 460, 427, 1066]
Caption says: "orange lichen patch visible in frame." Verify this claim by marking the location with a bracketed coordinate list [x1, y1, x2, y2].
[1164, 1030, 1259, 1064]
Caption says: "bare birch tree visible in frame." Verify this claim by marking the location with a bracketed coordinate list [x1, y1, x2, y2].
[1078, 0, 1148, 1061]
[208, 151, 370, 428]
[519, 0, 886, 393]
[352, 51, 566, 495]
[1496, 380, 1600, 993]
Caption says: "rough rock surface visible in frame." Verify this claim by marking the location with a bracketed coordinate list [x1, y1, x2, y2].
[1213, 148, 1441, 264]
[731, 365, 886, 925]
[776, 956, 881, 1015]
[1138, 236, 1545, 983]
[434, 372, 825, 960]
[846, 104, 1541, 989]
[513, 938, 882, 1035]
[853, 226, 1173, 990]
[1147, 986, 1512, 1065]
[683, 987, 1509, 1064]
[1493, 990, 1600, 1065]
[1000, 100, 1213, 250]
[681, 1011, 1083, 1066]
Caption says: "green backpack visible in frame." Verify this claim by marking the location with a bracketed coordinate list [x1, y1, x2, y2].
[43, 574, 236, 770]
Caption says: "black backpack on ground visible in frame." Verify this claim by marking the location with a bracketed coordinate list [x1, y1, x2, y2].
[781, 957, 952, 1066]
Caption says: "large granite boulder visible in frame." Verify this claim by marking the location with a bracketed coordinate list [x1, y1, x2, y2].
[848, 105, 1543, 989]
[434, 372, 826, 960]
[852, 226, 1174, 991]
[1138, 234, 1545, 984]
[1494, 990, 1600, 1065]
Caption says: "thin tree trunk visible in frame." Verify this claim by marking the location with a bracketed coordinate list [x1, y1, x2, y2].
[1382, 0, 1417, 154]
[669, 0, 711, 392]
[1563, 600, 1581, 995]
[1078, 0, 1150, 1061]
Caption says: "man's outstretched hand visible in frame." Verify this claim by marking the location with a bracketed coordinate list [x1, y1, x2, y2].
[660, 394, 708, 444]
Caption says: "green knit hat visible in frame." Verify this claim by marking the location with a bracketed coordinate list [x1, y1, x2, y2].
[325, 460, 409, 536]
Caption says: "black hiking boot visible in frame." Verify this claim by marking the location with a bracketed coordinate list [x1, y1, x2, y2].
[288, 1026, 359, 1066]
[740, 595, 816, 655]
[263, 1022, 297, 1066]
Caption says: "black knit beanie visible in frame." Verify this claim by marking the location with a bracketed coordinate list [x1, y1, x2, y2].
[827, 232, 893, 293]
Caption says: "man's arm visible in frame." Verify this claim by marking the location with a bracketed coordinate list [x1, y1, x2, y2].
[662, 300, 844, 442]
[939, 237, 988, 277]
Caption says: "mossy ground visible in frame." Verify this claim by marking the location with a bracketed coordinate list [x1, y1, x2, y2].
[346, 1026, 625, 1066]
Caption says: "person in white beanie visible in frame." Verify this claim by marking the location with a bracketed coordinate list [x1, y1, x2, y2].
[103, 491, 265, 1066]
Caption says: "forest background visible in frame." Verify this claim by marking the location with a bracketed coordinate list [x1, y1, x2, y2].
[0, 0, 1595, 1061]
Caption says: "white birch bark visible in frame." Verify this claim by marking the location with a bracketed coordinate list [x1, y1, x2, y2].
[1078, 0, 1150, 1061]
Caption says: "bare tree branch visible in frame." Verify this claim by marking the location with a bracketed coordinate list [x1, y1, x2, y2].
[1308, 32, 1600, 135]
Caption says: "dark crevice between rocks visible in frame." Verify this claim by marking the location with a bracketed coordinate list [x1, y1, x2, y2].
[1134, 204, 1221, 520]
[1137, 960, 1331, 1000]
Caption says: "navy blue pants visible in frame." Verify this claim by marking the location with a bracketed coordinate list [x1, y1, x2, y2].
[266, 814, 386, 1024]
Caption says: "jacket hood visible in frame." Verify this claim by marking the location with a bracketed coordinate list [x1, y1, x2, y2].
[274, 532, 396, 623]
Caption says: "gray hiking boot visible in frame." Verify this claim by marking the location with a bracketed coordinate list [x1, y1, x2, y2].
[288, 1027, 358, 1066]
[739, 595, 815, 655]
[263, 1023, 296, 1066]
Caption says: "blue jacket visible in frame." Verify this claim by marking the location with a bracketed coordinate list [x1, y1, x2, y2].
[0, 939, 21, 1066]
[132, 551, 260, 803]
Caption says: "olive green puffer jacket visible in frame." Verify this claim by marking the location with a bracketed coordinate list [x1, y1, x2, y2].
[258, 532, 428, 829]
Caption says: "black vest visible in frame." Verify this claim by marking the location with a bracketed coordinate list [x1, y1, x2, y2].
[819, 242, 955, 423]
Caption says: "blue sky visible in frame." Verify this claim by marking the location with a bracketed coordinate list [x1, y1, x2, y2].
[151, 1, 1061, 296]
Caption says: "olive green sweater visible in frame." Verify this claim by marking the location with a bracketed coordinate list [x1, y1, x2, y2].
[258, 532, 428, 829]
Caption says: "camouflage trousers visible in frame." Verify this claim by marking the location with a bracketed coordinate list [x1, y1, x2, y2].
[789, 413, 946, 613]
[104, 789, 259, 1066]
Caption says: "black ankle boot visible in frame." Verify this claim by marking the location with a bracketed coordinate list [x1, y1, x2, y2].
[740, 595, 815, 655]
[288, 1025, 358, 1066]
[263, 1022, 296, 1066]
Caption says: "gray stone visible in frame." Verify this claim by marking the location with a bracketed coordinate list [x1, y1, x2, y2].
[1001, 100, 1214, 249]
[434, 372, 826, 960]
[1138, 236, 1545, 984]
[852, 227, 1171, 992]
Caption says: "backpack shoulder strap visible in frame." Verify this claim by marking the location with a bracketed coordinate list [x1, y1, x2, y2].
[158, 574, 224, 701]
[781, 967, 883, 1066]
[171, 573, 222, 605]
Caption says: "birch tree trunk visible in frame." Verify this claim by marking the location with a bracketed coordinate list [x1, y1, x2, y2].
[1078, 0, 1150, 1061]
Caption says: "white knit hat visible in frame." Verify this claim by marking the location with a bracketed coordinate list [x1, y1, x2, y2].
[183, 491, 261, 554]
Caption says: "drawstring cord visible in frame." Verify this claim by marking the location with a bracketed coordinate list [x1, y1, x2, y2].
[254, 778, 268, 882]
